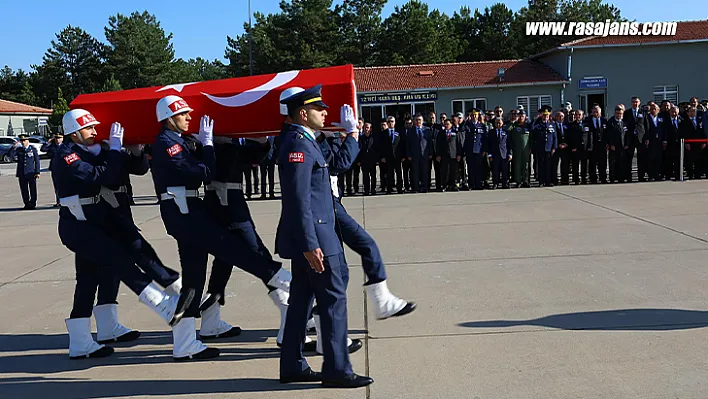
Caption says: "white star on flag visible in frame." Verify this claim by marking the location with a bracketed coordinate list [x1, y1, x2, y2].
[156, 82, 198, 93]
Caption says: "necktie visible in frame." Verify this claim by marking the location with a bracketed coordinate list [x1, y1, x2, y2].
[675, 119, 678, 129]
[417, 128, 422, 139]
[390, 130, 394, 142]
[693, 118, 697, 128]
[595, 119, 599, 129]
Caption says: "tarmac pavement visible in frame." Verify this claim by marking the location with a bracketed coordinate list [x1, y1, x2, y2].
[2, 170, 708, 398]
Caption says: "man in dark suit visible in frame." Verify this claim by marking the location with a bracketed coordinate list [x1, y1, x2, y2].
[425, 111, 442, 191]
[680, 106, 704, 179]
[552, 110, 570, 185]
[358, 122, 379, 195]
[10, 134, 40, 209]
[568, 110, 589, 184]
[624, 97, 645, 182]
[584, 106, 609, 184]
[400, 117, 413, 192]
[663, 106, 682, 180]
[379, 116, 404, 194]
[406, 114, 433, 193]
[607, 105, 631, 183]
[487, 118, 512, 189]
[643, 103, 665, 181]
[436, 118, 461, 191]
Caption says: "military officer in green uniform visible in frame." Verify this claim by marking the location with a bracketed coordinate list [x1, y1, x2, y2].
[510, 110, 532, 187]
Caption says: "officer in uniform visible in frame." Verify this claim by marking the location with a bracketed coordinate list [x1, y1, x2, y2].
[199, 133, 295, 346]
[463, 109, 487, 190]
[455, 112, 469, 189]
[532, 106, 557, 186]
[510, 110, 532, 187]
[277, 86, 373, 388]
[150, 95, 291, 361]
[54, 109, 192, 359]
[42, 133, 64, 206]
[10, 134, 40, 209]
[487, 118, 512, 189]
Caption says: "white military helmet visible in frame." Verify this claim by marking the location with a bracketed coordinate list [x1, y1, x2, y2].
[279, 87, 305, 116]
[156, 95, 194, 122]
[62, 109, 100, 135]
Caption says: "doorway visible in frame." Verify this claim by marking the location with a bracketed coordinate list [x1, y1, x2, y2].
[581, 93, 606, 115]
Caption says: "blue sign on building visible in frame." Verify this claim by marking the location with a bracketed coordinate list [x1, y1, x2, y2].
[579, 78, 608, 90]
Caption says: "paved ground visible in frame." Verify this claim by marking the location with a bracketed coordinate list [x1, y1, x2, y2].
[2, 170, 708, 399]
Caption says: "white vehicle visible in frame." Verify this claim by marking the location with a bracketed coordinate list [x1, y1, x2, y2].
[14, 136, 49, 158]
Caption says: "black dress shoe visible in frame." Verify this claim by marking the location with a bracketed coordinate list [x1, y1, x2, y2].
[70, 345, 114, 360]
[322, 373, 374, 388]
[98, 330, 141, 344]
[392, 302, 417, 318]
[200, 326, 242, 340]
[348, 339, 363, 354]
[173, 347, 220, 362]
[280, 367, 322, 383]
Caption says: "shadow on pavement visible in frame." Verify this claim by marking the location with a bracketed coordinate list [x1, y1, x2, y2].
[458, 308, 708, 331]
[0, 376, 318, 397]
[0, 205, 58, 212]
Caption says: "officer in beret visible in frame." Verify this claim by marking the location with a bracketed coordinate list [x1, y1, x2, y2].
[278, 85, 373, 388]
[10, 134, 40, 209]
[532, 105, 557, 186]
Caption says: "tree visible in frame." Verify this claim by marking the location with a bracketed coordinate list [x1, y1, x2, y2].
[104, 11, 175, 89]
[335, 0, 387, 66]
[52, 88, 70, 128]
[0, 67, 34, 104]
[376, 0, 460, 65]
[101, 74, 122, 92]
[17, 81, 38, 106]
[31, 25, 105, 104]
[475, 4, 519, 60]
[225, 12, 285, 77]
[450, 7, 478, 62]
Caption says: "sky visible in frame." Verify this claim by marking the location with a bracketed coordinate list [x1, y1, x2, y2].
[0, 0, 703, 72]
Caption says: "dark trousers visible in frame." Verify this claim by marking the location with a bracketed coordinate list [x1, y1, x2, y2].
[402, 159, 411, 191]
[410, 156, 430, 192]
[552, 149, 571, 184]
[648, 143, 663, 180]
[361, 163, 377, 194]
[280, 252, 352, 380]
[345, 164, 360, 194]
[335, 200, 386, 284]
[440, 157, 458, 188]
[378, 162, 387, 192]
[458, 158, 467, 187]
[537, 151, 552, 186]
[589, 147, 608, 183]
[624, 147, 635, 182]
[18, 174, 37, 207]
[260, 161, 276, 195]
[684, 144, 703, 179]
[430, 158, 438, 190]
[70, 255, 121, 319]
[59, 216, 152, 297]
[663, 145, 679, 180]
[204, 194, 280, 298]
[243, 166, 259, 196]
[637, 144, 649, 181]
[491, 155, 509, 187]
[160, 200, 283, 317]
[466, 153, 483, 189]
[608, 149, 624, 183]
[383, 159, 403, 193]
[571, 150, 588, 183]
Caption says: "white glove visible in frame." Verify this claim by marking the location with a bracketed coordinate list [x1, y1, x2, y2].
[331, 104, 358, 133]
[107, 122, 123, 151]
[197, 115, 214, 147]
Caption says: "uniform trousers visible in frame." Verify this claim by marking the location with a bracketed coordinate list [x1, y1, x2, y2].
[18, 174, 37, 207]
[466, 153, 483, 189]
[280, 252, 352, 380]
[334, 199, 386, 284]
[537, 151, 552, 186]
[203, 192, 282, 299]
[160, 198, 281, 317]
[70, 255, 120, 319]
[260, 161, 276, 195]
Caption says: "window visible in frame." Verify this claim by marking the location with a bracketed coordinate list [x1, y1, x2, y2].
[517, 95, 552, 114]
[451, 98, 487, 115]
[653, 85, 678, 103]
[414, 102, 435, 118]
[361, 105, 384, 125]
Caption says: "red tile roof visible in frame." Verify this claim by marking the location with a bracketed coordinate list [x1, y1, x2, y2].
[560, 19, 708, 47]
[0, 99, 52, 114]
[354, 59, 567, 92]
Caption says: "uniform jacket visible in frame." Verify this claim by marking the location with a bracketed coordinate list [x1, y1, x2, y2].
[462, 122, 487, 155]
[487, 126, 513, 159]
[405, 126, 433, 159]
[623, 108, 646, 144]
[532, 120, 558, 153]
[436, 127, 462, 159]
[275, 124, 343, 259]
[150, 129, 215, 195]
[41, 142, 60, 171]
[11, 145, 40, 177]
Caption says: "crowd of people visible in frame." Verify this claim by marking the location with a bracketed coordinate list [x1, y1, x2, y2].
[246, 96, 705, 196]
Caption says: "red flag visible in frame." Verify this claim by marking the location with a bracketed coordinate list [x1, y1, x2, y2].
[70, 65, 357, 145]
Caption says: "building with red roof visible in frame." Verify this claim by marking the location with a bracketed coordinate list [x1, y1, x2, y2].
[0, 99, 53, 137]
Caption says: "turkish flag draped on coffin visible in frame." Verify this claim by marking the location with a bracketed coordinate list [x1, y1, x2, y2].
[70, 64, 357, 145]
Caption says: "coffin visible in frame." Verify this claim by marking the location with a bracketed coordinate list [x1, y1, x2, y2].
[70, 64, 357, 145]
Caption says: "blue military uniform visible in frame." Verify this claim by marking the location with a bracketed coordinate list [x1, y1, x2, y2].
[532, 107, 558, 186]
[11, 138, 40, 209]
[463, 117, 488, 190]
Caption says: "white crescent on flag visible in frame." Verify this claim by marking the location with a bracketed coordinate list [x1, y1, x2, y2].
[202, 70, 300, 107]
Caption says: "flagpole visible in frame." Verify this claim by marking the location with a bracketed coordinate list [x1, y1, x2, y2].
[248, 0, 253, 76]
